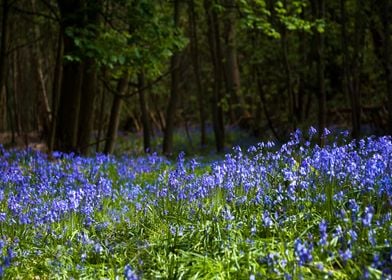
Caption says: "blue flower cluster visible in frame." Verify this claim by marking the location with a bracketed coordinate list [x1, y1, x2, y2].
[0, 128, 391, 278]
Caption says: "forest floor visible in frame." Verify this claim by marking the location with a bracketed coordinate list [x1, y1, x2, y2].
[0, 132, 46, 151]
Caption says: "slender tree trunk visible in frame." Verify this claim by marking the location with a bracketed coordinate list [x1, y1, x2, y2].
[104, 75, 129, 154]
[223, 0, 243, 123]
[0, 0, 10, 131]
[138, 71, 152, 153]
[281, 0, 295, 130]
[312, 0, 326, 145]
[0, 0, 12, 133]
[5, 84, 15, 144]
[31, 0, 51, 142]
[296, 9, 307, 123]
[255, 67, 280, 141]
[340, 0, 350, 108]
[380, 0, 392, 134]
[49, 31, 63, 153]
[370, 0, 391, 134]
[12, 50, 21, 136]
[0, 0, 9, 89]
[96, 80, 106, 152]
[204, 0, 225, 153]
[163, 0, 181, 156]
[297, 38, 306, 123]
[349, 0, 363, 139]
[188, 0, 207, 147]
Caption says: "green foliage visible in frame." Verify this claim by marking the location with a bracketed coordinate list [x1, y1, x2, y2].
[237, 0, 323, 38]
[63, 1, 188, 78]
[238, 0, 280, 39]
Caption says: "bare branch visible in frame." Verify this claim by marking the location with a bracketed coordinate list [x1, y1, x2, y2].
[11, 5, 59, 22]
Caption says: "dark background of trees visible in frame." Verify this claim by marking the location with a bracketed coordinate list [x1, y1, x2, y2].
[0, 0, 391, 155]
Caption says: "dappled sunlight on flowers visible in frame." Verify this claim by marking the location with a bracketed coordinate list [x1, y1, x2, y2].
[0, 129, 391, 278]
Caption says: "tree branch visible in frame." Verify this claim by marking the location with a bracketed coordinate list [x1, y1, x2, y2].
[100, 70, 171, 99]
[11, 5, 59, 22]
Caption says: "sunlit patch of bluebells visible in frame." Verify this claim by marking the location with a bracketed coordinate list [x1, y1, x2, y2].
[0, 128, 391, 278]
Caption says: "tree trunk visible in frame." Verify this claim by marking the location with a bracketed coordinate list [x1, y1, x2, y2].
[188, 0, 207, 147]
[31, 0, 51, 142]
[350, 0, 363, 139]
[55, 56, 83, 152]
[77, 1, 101, 155]
[204, 0, 225, 153]
[281, 0, 295, 130]
[96, 80, 106, 152]
[380, 0, 392, 134]
[163, 0, 181, 156]
[223, 0, 243, 123]
[340, 0, 350, 114]
[296, 9, 307, 123]
[138, 71, 152, 153]
[56, 0, 85, 153]
[255, 67, 280, 141]
[312, 0, 326, 145]
[370, 0, 391, 134]
[48, 31, 63, 153]
[104, 75, 129, 154]
[0, 0, 10, 131]
[11, 50, 21, 136]
[77, 58, 97, 154]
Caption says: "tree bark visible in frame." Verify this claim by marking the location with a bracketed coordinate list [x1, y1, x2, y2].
[138, 71, 152, 153]
[104, 74, 129, 154]
[312, 0, 326, 145]
[380, 0, 392, 134]
[281, 0, 295, 130]
[55, 0, 85, 152]
[48, 31, 63, 153]
[0, 0, 10, 131]
[340, 0, 350, 111]
[296, 9, 307, 123]
[77, 1, 101, 155]
[96, 79, 106, 152]
[163, 0, 181, 156]
[223, 0, 243, 123]
[78, 57, 97, 154]
[188, 0, 207, 147]
[31, 0, 51, 142]
[350, 0, 363, 139]
[204, 0, 225, 153]
[255, 67, 280, 141]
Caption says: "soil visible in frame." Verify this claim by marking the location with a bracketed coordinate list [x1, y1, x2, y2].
[0, 132, 48, 153]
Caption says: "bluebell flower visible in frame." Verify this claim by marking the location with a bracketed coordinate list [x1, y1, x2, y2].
[339, 248, 353, 262]
[308, 126, 317, 139]
[348, 199, 360, 222]
[348, 229, 358, 245]
[323, 128, 331, 137]
[124, 264, 139, 280]
[94, 243, 104, 254]
[262, 211, 273, 228]
[368, 229, 376, 247]
[294, 239, 313, 266]
[362, 206, 374, 227]
[222, 208, 235, 221]
[315, 262, 324, 271]
[318, 219, 328, 246]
